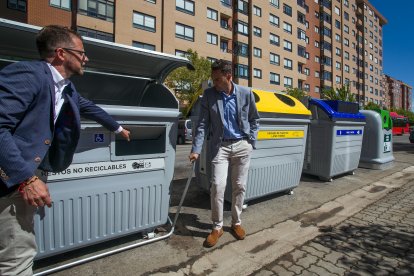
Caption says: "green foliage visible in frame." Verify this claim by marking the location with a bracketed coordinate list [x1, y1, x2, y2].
[321, 84, 356, 102]
[164, 49, 211, 116]
[283, 87, 307, 100]
[364, 102, 381, 111]
[392, 108, 414, 124]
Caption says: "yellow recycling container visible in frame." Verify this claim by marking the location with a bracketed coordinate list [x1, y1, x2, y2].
[196, 89, 311, 203]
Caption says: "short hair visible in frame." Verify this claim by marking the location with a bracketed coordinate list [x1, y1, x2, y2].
[211, 59, 232, 75]
[36, 25, 82, 59]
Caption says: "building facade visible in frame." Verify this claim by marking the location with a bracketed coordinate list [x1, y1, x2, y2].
[2, 0, 409, 110]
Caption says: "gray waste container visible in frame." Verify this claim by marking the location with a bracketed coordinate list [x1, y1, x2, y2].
[195, 90, 311, 203]
[303, 99, 366, 182]
[0, 19, 192, 259]
[359, 110, 394, 169]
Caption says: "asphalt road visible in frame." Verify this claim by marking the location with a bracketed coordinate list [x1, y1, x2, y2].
[33, 134, 413, 275]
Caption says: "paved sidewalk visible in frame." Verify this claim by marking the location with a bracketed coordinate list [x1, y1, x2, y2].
[254, 178, 414, 276]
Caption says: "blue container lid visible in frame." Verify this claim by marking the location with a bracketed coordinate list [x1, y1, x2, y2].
[309, 98, 366, 121]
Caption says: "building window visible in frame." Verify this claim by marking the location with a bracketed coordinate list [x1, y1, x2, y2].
[234, 42, 249, 57]
[315, 86, 320, 93]
[283, 40, 292, 52]
[146, 0, 156, 3]
[270, 72, 280, 85]
[298, 45, 306, 58]
[269, 14, 279, 27]
[253, 5, 262, 17]
[234, 64, 249, 79]
[7, 0, 26, 11]
[283, 4, 292, 16]
[207, 32, 218, 45]
[253, 47, 262, 58]
[335, 20, 340, 29]
[253, 26, 262, 37]
[207, 8, 218, 21]
[132, 41, 155, 51]
[236, 20, 249, 36]
[221, 0, 231, 7]
[78, 26, 114, 42]
[304, 84, 310, 92]
[50, 0, 71, 10]
[237, 0, 248, 14]
[253, 68, 262, 79]
[283, 22, 292, 34]
[297, 28, 306, 40]
[270, 0, 279, 8]
[284, 77, 293, 87]
[269, 33, 280, 46]
[284, 58, 292, 70]
[335, 61, 341, 69]
[133, 12, 156, 32]
[175, 50, 188, 57]
[176, 0, 195, 15]
[334, 6, 340, 15]
[220, 40, 229, 52]
[270, 53, 280, 65]
[175, 23, 194, 41]
[78, 0, 114, 22]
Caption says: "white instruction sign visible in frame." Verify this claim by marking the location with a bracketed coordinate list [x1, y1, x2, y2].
[42, 158, 165, 181]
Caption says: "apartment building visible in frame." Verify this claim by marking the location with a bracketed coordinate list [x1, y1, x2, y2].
[1, 0, 391, 105]
[384, 75, 413, 111]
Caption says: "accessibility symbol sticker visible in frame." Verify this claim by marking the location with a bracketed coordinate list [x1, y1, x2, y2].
[94, 133, 105, 143]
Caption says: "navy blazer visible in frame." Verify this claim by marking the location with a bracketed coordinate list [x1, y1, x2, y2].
[0, 61, 119, 196]
[191, 83, 260, 158]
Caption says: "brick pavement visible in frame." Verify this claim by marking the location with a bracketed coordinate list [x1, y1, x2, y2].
[253, 182, 414, 276]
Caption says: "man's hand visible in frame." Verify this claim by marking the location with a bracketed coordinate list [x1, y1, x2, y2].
[19, 178, 52, 208]
[189, 152, 199, 163]
[119, 128, 131, 141]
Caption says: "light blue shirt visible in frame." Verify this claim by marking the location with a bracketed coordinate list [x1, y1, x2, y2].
[221, 85, 244, 139]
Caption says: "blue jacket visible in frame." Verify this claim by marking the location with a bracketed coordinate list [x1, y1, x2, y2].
[191, 83, 259, 158]
[0, 61, 119, 196]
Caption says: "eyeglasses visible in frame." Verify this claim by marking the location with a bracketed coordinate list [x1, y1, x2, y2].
[61, 47, 87, 58]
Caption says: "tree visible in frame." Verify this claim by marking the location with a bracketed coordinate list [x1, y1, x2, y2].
[364, 102, 381, 110]
[164, 49, 211, 117]
[321, 84, 356, 102]
[283, 87, 307, 100]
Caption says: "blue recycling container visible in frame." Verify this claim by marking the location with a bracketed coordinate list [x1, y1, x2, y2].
[303, 99, 366, 181]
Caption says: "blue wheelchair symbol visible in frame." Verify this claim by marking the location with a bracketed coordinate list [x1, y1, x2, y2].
[94, 134, 104, 143]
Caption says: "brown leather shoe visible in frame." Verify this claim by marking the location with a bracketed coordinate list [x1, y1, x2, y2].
[205, 228, 224, 247]
[231, 224, 246, 240]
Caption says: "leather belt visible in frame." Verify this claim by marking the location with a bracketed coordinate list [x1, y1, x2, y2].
[222, 137, 247, 143]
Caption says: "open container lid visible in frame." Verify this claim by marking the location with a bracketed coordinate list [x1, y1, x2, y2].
[0, 18, 193, 82]
[252, 89, 311, 119]
[309, 98, 365, 121]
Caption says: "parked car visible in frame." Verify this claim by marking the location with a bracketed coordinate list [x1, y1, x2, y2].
[177, 119, 192, 144]
[409, 128, 414, 143]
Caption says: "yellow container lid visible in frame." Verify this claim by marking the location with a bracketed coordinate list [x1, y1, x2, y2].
[252, 89, 311, 116]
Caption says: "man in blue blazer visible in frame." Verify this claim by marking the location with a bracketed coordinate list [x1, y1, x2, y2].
[189, 59, 259, 247]
[0, 25, 130, 275]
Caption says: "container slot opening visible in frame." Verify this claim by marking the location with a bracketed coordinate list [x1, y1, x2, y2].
[115, 125, 166, 156]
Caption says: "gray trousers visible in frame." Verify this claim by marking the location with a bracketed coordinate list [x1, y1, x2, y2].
[210, 139, 252, 229]
[0, 190, 37, 276]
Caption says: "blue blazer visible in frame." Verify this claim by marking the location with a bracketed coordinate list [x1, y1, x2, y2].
[0, 61, 119, 196]
[191, 83, 260, 158]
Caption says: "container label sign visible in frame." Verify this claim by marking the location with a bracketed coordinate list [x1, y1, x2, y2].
[41, 158, 165, 181]
[336, 129, 363, 136]
[384, 134, 392, 153]
[258, 130, 304, 140]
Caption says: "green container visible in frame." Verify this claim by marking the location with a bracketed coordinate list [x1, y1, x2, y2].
[374, 109, 392, 130]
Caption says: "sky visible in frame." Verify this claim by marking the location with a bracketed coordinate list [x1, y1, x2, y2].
[368, 0, 414, 110]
